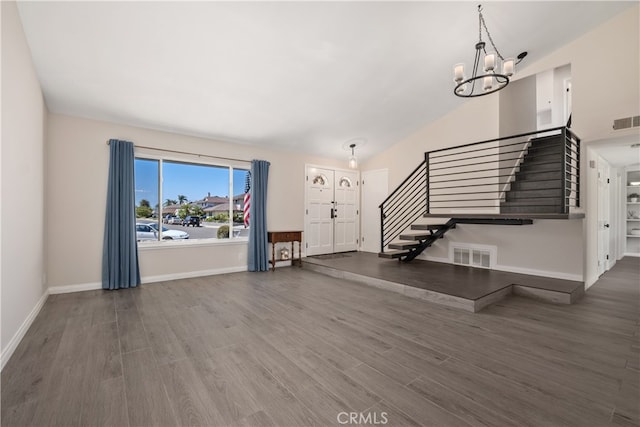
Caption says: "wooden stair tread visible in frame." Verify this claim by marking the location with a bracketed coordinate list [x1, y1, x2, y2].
[399, 233, 433, 241]
[410, 223, 450, 230]
[388, 241, 421, 250]
[378, 250, 409, 259]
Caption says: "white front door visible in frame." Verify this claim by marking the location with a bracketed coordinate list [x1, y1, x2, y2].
[305, 166, 359, 255]
[334, 171, 359, 253]
[306, 167, 335, 256]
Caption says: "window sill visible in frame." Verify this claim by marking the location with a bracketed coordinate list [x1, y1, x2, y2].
[138, 238, 248, 251]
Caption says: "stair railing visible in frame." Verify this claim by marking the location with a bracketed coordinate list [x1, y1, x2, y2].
[379, 126, 580, 252]
[378, 160, 427, 252]
[425, 126, 580, 215]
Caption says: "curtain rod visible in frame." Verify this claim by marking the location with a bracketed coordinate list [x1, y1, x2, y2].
[106, 140, 251, 164]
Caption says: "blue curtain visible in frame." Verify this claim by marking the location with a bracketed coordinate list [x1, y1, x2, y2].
[102, 139, 141, 289]
[248, 159, 270, 271]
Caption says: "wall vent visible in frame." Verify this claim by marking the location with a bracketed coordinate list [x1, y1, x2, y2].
[450, 243, 496, 269]
[613, 115, 640, 130]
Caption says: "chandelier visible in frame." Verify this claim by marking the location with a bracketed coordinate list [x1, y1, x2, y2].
[453, 4, 527, 97]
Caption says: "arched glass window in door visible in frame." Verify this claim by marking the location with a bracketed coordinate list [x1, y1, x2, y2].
[338, 177, 352, 188]
[312, 174, 328, 185]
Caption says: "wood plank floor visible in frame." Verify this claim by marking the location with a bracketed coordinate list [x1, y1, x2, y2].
[2, 257, 638, 427]
[305, 252, 583, 300]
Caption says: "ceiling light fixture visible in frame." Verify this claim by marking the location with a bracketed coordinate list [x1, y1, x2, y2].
[342, 138, 366, 169]
[453, 4, 527, 98]
[348, 144, 358, 169]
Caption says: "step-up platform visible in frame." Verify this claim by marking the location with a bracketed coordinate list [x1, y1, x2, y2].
[380, 217, 539, 261]
[304, 252, 584, 312]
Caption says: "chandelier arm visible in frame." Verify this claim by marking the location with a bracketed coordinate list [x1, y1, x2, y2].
[470, 46, 482, 94]
[479, 10, 505, 60]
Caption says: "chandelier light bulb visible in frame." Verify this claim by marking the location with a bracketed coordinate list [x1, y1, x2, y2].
[483, 76, 493, 91]
[454, 63, 465, 83]
[503, 58, 515, 77]
[484, 52, 496, 72]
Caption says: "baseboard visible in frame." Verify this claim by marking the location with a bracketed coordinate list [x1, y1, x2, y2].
[1, 290, 49, 371]
[48, 265, 248, 295]
[623, 252, 640, 257]
[494, 264, 583, 282]
[584, 274, 599, 290]
[417, 254, 450, 264]
[419, 254, 582, 282]
[49, 281, 101, 294]
[142, 266, 247, 283]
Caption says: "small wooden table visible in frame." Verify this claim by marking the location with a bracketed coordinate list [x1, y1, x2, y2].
[267, 231, 303, 271]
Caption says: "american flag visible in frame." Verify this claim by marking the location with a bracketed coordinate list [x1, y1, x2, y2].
[243, 172, 251, 228]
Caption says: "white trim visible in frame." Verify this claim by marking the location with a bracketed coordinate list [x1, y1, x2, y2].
[494, 263, 583, 282]
[623, 252, 640, 257]
[47, 265, 248, 295]
[417, 254, 450, 264]
[419, 253, 583, 282]
[585, 274, 599, 290]
[142, 266, 247, 283]
[49, 282, 102, 294]
[138, 238, 248, 251]
[1, 290, 49, 371]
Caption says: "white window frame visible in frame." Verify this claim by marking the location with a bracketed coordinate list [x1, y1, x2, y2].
[134, 148, 250, 248]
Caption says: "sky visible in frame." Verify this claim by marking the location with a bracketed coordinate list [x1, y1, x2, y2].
[135, 159, 249, 208]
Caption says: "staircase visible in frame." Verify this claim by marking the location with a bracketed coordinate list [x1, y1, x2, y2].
[380, 220, 457, 261]
[501, 134, 567, 214]
[378, 127, 581, 262]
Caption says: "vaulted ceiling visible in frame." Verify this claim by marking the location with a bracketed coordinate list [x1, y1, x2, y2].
[17, 1, 634, 162]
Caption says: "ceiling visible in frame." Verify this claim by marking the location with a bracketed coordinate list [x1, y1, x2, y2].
[591, 134, 640, 167]
[16, 1, 634, 162]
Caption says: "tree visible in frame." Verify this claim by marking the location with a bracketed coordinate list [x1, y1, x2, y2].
[136, 206, 153, 218]
[177, 203, 205, 219]
[164, 198, 178, 206]
[140, 199, 151, 208]
[177, 195, 188, 205]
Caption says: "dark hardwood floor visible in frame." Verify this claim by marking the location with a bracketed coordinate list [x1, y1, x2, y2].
[2, 257, 638, 426]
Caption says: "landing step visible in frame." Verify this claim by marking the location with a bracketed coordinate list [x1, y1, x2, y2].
[424, 213, 584, 220]
[411, 223, 454, 230]
[399, 233, 434, 241]
[378, 250, 409, 259]
[388, 241, 421, 250]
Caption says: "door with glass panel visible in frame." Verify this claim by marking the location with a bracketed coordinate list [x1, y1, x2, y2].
[305, 166, 359, 255]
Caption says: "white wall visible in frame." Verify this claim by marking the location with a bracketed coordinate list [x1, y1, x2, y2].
[45, 114, 345, 289]
[362, 5, 640, 281]
[1, 1, 47, 365]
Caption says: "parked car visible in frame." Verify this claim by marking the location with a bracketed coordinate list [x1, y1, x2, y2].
[136, 223, 189, 241]
[182, 215, 200, 227]
[148, 223, 189, 240]
[167, 216, 182, 225]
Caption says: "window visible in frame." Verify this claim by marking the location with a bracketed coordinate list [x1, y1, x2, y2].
[134, 155, 250, 244]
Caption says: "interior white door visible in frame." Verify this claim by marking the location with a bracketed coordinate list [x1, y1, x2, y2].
[305, 167, 335, 256]
[597, 156, 611, 275]
[361, 169, 389, 253]
[334, 171, 359, 253]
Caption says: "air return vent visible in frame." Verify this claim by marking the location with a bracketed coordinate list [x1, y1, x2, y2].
[450, 243, 496, 269]
[613, 116, 640, 130]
